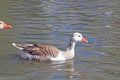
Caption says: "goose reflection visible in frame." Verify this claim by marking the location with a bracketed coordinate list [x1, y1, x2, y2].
[51, 60, 86, 80]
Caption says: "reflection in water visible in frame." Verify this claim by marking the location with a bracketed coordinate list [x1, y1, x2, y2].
[50, 60, 76, 80]
[19, 59, 86, 80]
[24, 60, 76, 80]
[54, 60, 86, 80]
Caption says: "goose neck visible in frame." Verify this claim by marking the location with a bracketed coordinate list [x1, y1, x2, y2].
[67, 39, 76, 51]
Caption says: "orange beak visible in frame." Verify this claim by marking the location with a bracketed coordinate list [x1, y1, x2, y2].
[81, 37, 88, 42]
[3, 22, 12, 29]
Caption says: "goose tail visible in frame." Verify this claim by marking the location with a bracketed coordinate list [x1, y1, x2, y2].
[12, 43, 24, 50]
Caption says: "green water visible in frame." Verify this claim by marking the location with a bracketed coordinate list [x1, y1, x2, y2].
[0, 0, 120, 80]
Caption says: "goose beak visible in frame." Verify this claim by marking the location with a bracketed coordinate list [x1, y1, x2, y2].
[3, 22, 12, 29]
[81, 37, 88, 43]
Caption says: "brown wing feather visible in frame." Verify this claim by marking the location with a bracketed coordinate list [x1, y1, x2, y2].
[23, 43, 60, 58]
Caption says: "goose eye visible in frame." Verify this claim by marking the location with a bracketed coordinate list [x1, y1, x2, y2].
[78, 35, 81, 37]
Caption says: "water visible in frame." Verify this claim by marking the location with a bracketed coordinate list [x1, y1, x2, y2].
[0, 0, 120, 80]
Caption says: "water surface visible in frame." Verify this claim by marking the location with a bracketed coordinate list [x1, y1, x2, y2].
[0, 0, 120, 80]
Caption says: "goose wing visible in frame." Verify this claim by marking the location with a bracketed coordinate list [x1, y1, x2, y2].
[23, 43, 60, 58]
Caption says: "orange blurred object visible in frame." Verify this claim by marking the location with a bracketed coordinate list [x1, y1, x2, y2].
[0, 21, 12, 29]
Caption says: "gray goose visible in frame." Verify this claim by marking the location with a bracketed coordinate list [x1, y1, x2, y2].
[12, 32, 88, 61]
[0, 21, 11, 29]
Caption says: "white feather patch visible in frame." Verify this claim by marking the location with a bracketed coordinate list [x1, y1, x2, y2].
[12, 43, 24, 50]
[48, 51, 65, 61]
[0, 25, 3, 29]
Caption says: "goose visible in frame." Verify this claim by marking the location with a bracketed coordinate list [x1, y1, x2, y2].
[12, 32, 88, 61]
[0, 21, 11, 29]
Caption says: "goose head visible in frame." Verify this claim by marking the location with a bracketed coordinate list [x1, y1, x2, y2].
[0, 21, 11, 29]
[72, 32, 88, 42]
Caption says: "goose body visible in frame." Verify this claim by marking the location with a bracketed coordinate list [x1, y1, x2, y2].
[12, 32, 88, 61]
[0, 21, 11, 29]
